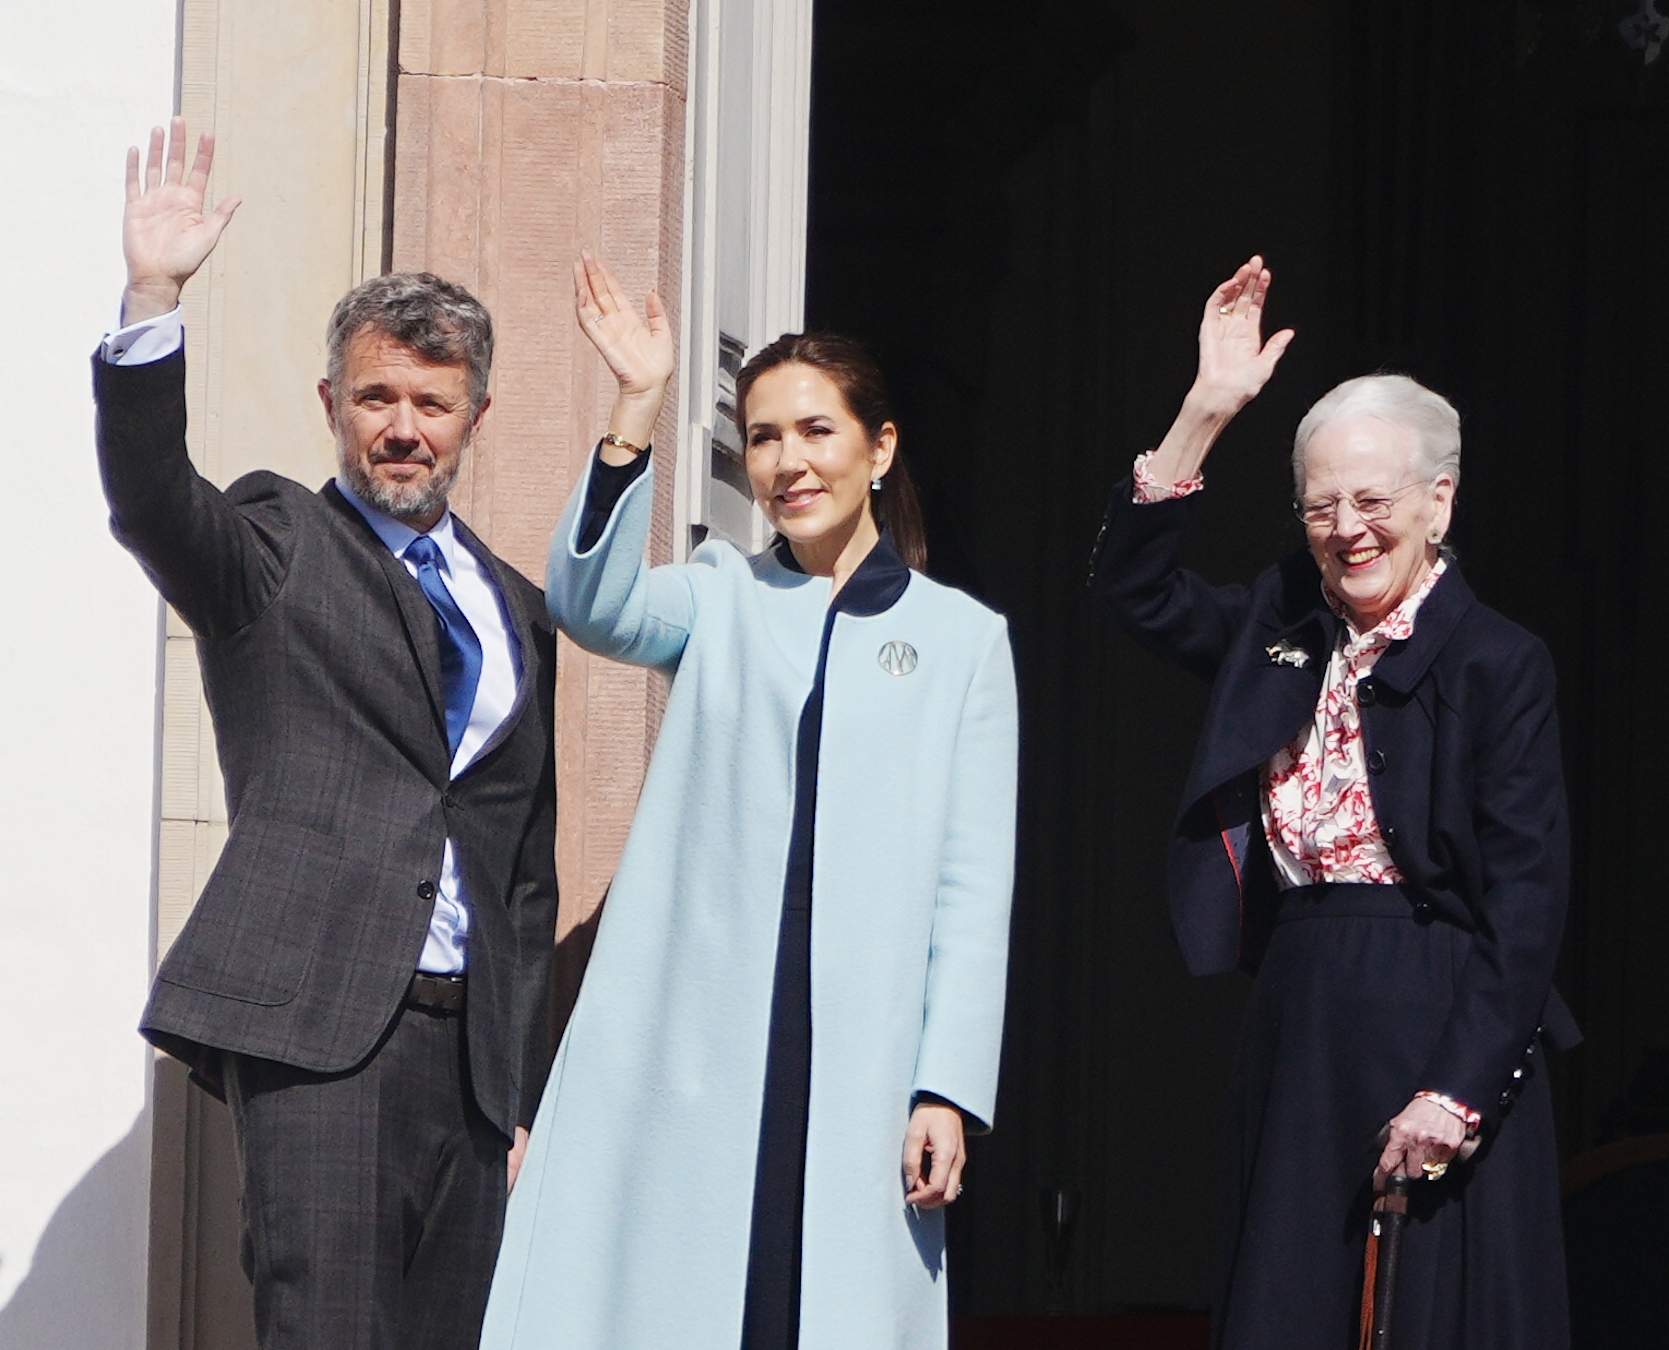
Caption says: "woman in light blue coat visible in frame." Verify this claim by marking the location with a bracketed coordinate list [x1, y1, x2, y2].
[481, 255, 1018, 1350]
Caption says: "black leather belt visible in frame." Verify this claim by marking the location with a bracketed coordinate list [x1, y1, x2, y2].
[406, 972, 466, 1014]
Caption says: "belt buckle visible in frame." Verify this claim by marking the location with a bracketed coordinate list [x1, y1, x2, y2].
[408, 972, 466, 1013]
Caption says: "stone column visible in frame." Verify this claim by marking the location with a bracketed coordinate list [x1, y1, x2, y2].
[394, 0, 690, 1008]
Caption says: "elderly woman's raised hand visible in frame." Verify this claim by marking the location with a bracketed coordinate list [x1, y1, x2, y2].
[1142, 255, 1296, 486]
[574, 251, 673, 457]
[1190, 254, 1296, 419]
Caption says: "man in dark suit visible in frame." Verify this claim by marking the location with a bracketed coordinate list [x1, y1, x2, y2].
[95, 117, 558, 1348]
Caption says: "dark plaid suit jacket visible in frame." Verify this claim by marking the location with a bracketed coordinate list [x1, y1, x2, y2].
[93, 348, 558, 1139]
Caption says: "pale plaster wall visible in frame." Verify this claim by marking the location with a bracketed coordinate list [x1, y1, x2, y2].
[0, 2, 177, 1345]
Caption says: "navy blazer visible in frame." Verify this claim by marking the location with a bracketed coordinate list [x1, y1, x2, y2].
[1090, 481, 1577, 1128]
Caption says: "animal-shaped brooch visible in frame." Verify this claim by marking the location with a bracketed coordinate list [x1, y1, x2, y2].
[1265, 639, 1311, 670]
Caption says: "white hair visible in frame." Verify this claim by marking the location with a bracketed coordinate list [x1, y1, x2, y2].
[1291, 373, 1461, 496]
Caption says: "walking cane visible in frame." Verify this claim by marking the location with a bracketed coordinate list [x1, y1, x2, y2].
[1356, 1173, 1412, 1350]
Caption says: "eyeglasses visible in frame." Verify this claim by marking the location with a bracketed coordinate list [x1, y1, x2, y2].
[1293, 479, 1430, 527]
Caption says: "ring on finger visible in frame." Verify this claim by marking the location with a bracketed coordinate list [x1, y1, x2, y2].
[1217, 304, 1233, 315]
[1421, 1159, 1449, 1181]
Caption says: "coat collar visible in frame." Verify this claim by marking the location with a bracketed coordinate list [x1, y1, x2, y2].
[771, 531, 912, 617]
[1366, 558, 1474, 692]
[1260, 548, 1474, 693]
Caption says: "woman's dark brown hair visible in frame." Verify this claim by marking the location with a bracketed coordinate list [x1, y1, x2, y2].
[734, 332, 928, 572]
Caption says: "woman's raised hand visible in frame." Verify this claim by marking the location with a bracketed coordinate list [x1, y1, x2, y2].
[122, 117, 242, 323]
[1140, 254, 1296, 486]
[1189, 254, 1295, 419]
[574, 251, 673, 456]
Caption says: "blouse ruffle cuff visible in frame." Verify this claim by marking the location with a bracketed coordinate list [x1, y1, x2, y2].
[1131, 449, 1205, 503]
[1414, 1089, 1483, 1138]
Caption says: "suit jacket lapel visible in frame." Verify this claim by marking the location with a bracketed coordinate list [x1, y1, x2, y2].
[452, 515, 538, 768]
[321, 482, 451, 760]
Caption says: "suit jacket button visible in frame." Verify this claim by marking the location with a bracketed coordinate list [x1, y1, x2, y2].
[1499, 1090, 1514, 1108]
[1383, 824, 1398, 843]
[1367, 749, 1386, 774]
[1411, 900, 1433, 922]
[1358, 681, 1377, 706]
[417, 880, 437, 900]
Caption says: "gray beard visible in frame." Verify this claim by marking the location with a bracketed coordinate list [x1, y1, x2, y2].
[336, 441, 461, 524]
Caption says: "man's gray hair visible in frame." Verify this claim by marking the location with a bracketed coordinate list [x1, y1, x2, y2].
[324, 272, 494, 415]
[1292, 373, 1462, 495]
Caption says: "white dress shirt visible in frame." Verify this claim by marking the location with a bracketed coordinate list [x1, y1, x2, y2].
[100, 306, 522, 973]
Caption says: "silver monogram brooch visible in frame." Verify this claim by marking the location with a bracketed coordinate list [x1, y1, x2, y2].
[878, 641, 918, 676]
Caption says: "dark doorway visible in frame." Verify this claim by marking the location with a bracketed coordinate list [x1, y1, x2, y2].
[807, 0, 1669, 1335]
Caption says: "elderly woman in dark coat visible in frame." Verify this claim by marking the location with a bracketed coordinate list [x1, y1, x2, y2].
[1092, 255, 1579, 1349]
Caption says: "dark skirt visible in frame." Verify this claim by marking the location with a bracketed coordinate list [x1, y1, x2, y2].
[1213, 884, 1569, 1350]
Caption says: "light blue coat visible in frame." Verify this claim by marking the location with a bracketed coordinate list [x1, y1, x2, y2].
[482, 457, 1018, 1349]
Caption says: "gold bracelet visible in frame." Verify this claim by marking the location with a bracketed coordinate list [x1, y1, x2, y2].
[600, 431, 646, 456]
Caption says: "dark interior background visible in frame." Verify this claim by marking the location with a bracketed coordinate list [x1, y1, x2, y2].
[807, 0, 1669, 1324]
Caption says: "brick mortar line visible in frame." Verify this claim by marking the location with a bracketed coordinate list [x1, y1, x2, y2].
[399, 70, 670, 89]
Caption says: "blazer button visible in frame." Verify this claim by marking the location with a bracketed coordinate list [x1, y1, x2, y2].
[1358, 681, 1377, 706]
[1499, 1090, 1514, 1108]
[1411, 900, 1433, 922]
[1383, 824, 1398, 844]
[417, 880, 437, 901]
[1367, 749, 1386, 774]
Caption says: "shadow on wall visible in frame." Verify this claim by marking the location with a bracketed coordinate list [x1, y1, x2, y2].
[0, 1111, 149, 1350]
[146, 1053, 258, 1350]
[3, 900, 617, 1350]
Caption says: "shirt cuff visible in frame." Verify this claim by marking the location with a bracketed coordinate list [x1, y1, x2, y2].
[1131, 449, 1205, 503]
[575, 442, 652, 553]
[101, 305, 184, 366]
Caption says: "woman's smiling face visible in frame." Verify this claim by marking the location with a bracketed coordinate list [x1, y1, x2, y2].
[1299, 415, 1454, 631]
[742, 362, 893, 552]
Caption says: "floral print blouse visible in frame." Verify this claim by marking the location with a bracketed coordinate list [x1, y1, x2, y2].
[1131, 451, 1445, 889]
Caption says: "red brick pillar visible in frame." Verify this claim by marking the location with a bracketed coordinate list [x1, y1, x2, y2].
[393, 0, 689, 1007]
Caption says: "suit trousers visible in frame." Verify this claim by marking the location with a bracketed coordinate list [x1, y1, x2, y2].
[223, 1000, 507, 1350]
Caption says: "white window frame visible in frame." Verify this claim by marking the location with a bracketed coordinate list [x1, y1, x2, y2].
[677, 0, 815, 556]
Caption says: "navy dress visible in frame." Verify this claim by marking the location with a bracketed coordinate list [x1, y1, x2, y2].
[738, 538, 911, 1350]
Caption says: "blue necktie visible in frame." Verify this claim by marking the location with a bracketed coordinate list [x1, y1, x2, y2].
[405, 535, 483, 757]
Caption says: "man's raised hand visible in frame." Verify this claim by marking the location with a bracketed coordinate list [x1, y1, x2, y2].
[122, 116, 241, 324]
